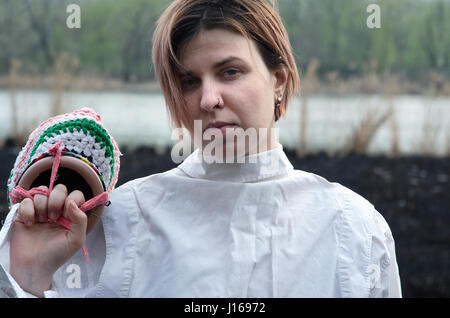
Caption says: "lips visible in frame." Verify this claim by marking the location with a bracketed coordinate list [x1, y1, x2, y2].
[203, 121, 237, 133]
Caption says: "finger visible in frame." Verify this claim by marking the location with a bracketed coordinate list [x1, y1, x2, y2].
[65, 200, 87, 249]
[63, 190, 85, 219]
[48, 184, 68, 220]
[17, 198, 35, 226]
[34, 186, 49, 223]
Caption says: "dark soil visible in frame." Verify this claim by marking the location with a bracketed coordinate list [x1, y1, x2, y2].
[1, 144, 449, 298]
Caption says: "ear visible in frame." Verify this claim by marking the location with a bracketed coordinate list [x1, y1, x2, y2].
[273, 65, 288, 96]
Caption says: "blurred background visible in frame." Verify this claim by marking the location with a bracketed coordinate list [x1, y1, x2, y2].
[0, 0, 449, 297]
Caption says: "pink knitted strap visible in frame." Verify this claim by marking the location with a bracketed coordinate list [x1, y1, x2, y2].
[47, 141, 63, 193]
[79, 192, 109, 212]
[9, 186, 48, 202]
[9, 141, 109, 265]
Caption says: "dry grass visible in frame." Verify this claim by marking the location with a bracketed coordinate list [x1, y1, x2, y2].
[428, 71, 450, 96]
[418, 102, 443, 157]
[446, 130, 450, 157]
[389, 101, 400, 158]
[8, 59, 28, 145]
[447, 130, 450, 157]
[297, 58, 319, 158]
[341, 104, 394, 156]
[386, 78, 401, 159]
[295, 57, 448, 158]
[50, 52, 78, 117]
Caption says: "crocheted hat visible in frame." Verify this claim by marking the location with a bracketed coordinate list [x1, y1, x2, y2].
[7, 108, 121, 210]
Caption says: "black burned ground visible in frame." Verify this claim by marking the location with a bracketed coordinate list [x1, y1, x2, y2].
[1, 145, 448, 297]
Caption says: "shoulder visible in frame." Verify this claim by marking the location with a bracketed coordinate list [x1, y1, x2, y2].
[330, 179, 393, 251]
[299, 169, 391, 244]
[288, 168, 378, 225]
[104, 167, 180, 213]
[110, 167, 179, 196]
[288, 169, 398, 296]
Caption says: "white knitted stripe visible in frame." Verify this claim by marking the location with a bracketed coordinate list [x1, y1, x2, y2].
[31, 130, 112, 187]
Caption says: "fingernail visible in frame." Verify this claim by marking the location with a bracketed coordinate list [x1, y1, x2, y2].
[49, 211, 57, 220]
[26, 221, 33, 226]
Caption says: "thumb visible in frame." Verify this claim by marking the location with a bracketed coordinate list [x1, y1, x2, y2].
[65, 200, 87, 248]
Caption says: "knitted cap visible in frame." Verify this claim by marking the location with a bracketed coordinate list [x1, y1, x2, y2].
[7, 108, 121, 208]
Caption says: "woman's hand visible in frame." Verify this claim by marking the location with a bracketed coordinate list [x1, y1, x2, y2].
[9, 184, 87, 297]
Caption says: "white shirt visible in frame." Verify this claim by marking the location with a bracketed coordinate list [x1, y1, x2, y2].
[0, 144, 402, 297]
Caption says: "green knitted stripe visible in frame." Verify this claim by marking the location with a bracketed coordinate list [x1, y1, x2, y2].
[29, 118, 115, 185]
[6, 169, 14, 205]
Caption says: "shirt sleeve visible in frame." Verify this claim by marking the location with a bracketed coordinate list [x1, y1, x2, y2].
[368, 210, 402, 298]
[0, 263, 59, 298]
[335, 184, 402, 298]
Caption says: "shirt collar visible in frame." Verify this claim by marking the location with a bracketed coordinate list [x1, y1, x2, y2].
[178, 143, 293, 183]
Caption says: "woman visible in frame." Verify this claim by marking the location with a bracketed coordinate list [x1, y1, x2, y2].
[0, 0, 401, 297]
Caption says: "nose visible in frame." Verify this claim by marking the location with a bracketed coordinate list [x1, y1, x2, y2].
[199, 79, 222, 112]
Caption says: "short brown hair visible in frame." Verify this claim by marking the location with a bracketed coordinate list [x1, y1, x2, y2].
[152, 0, 300, 131]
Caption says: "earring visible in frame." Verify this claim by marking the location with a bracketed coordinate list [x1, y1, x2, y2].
[274, 95, 282, 121]
[275, 95, 282, 107]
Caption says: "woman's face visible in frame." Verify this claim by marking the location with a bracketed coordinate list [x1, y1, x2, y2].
[178, 28, 287, 157]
